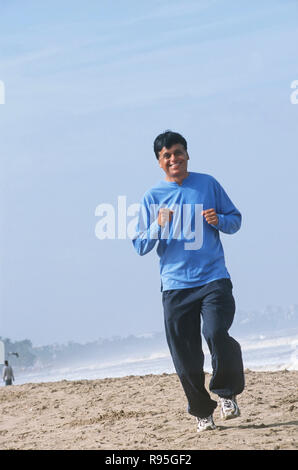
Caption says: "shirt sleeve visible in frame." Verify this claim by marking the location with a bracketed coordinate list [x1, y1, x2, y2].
[132, 194, 161, 256]
[211, 178, 242, 234]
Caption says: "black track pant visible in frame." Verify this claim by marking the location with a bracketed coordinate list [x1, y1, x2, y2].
[162, 278, 245, 418]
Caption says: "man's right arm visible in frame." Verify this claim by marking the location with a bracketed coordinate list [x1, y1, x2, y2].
[132, 194, 175, 256]
[132, 196, 161, 256]
[132, 219, 160, 256]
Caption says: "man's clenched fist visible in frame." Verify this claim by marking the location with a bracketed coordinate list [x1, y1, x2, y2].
[158, 208, 174, 227]
[201, 208, 218, 226]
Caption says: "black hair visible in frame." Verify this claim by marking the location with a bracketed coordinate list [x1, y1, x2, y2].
[153, 130, 187, 160]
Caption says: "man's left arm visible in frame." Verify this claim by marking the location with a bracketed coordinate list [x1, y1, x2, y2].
[202, 179, 241, 234]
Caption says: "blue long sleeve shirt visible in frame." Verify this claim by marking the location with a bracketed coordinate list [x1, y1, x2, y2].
[132, 172, 241, 291]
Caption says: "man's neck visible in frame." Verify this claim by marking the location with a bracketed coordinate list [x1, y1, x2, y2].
[165, 172, 189, 186]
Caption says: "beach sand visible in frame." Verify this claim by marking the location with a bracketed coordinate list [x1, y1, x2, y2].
[0, 370, 297, 450]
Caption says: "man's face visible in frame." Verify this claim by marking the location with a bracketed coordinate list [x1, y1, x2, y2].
[158, 143, 189, 181]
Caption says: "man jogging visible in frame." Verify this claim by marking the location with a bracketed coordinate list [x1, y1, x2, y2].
[132, 130, 244, 432]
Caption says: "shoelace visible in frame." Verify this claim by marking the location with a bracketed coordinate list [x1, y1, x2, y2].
[200, 418, 209, 423]
[221, 398, 235, 410]
[198, 416, 212, 424]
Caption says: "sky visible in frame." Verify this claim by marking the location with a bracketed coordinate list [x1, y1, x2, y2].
[0, 0, 298, 346]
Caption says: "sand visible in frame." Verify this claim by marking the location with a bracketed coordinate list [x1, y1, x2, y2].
[0, 370, 297, 450]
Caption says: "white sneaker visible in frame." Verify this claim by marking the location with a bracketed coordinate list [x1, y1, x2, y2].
[219, 395, 240, 420]
[196, 415, 217, 432]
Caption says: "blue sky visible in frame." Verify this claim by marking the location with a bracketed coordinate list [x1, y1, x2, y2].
[1, 0, 298, 345]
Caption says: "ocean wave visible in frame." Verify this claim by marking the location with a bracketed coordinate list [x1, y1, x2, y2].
[12, 333, 298, 385]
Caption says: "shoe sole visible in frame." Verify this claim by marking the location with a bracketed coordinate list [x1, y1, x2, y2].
[197, 425, 217, 432]
[220, 409, 240, 420]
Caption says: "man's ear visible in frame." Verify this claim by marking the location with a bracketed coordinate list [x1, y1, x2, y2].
[186, 152, 190, 160]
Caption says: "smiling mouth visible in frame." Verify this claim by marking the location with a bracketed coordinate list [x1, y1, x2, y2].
[169, 162, 181, 168]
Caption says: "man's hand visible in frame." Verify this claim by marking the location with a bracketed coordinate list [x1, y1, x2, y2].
[202, 208, 218, 226]
[158, 208, 174, 227]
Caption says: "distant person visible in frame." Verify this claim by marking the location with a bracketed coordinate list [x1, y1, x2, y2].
[132, 130, 245, 432]
[2, 360, 14, 386]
